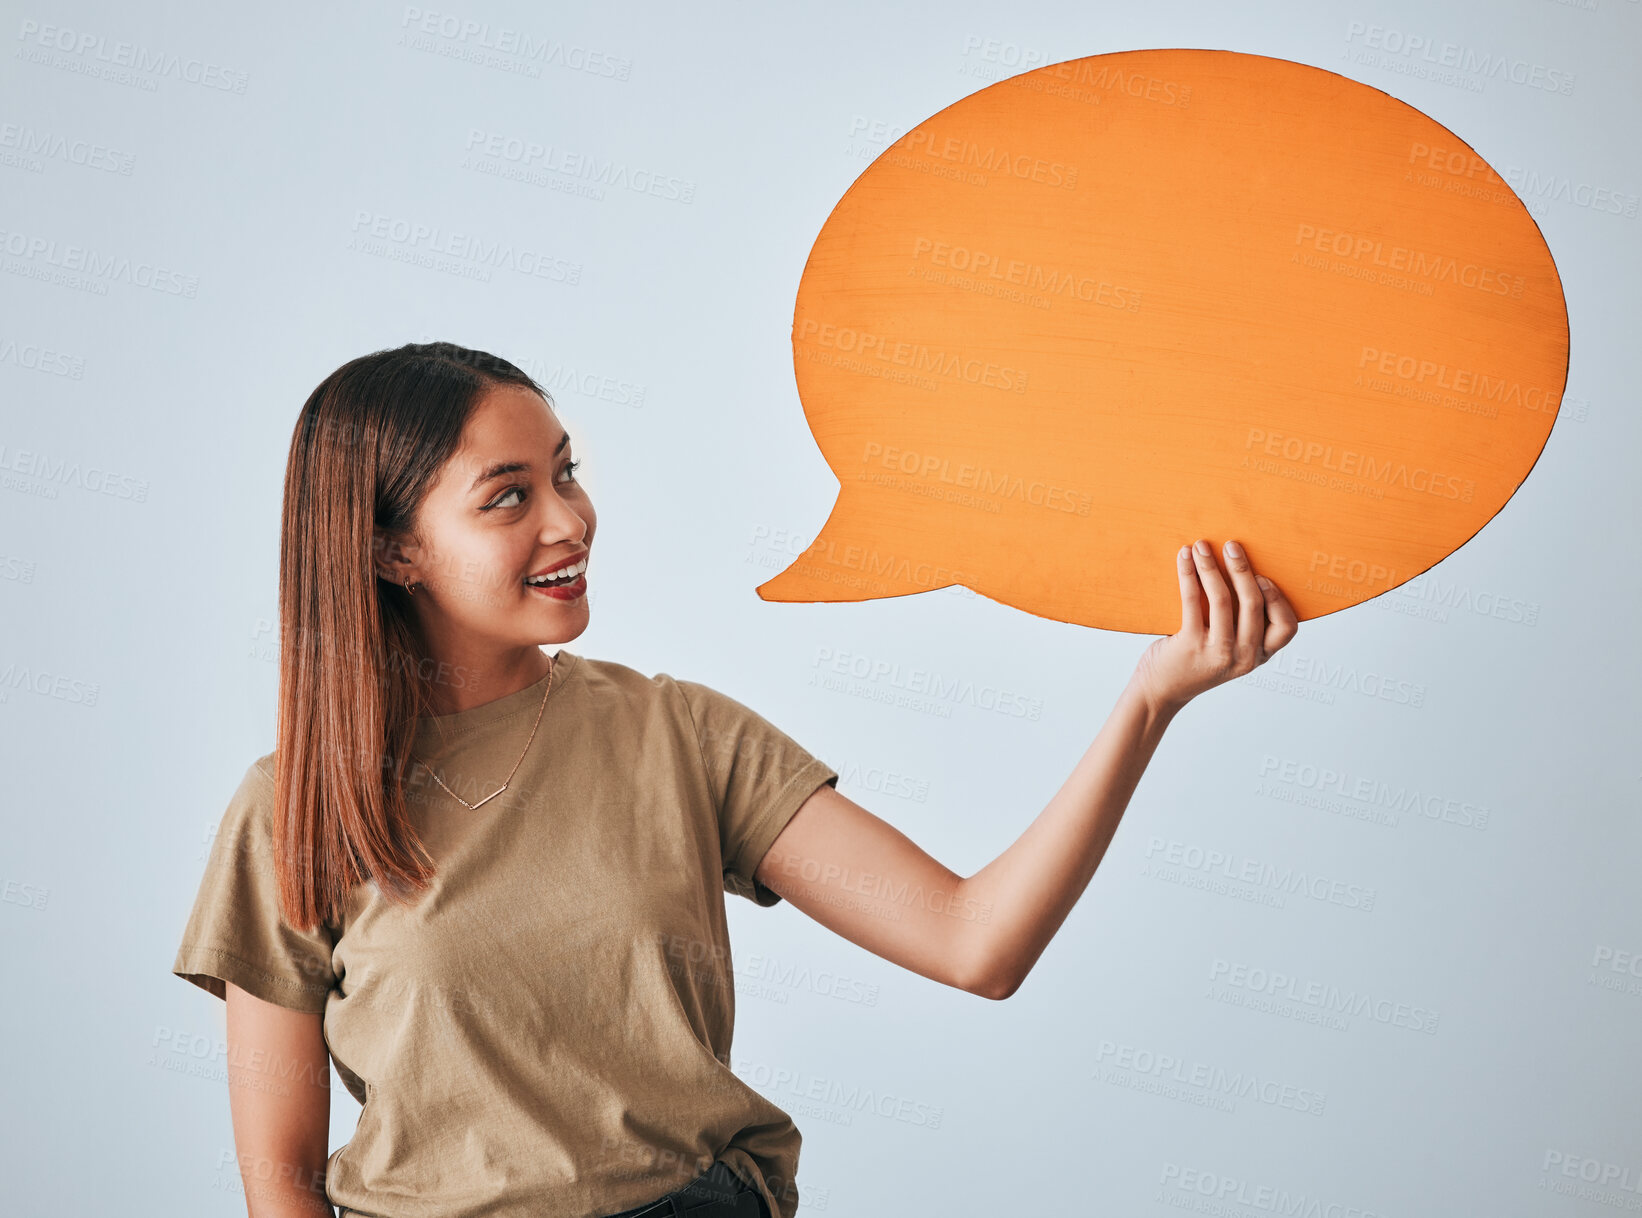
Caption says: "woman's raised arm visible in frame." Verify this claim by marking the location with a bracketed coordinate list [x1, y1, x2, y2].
[756, 538, 1298, 1000]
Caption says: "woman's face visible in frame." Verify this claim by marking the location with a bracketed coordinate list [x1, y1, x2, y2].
[384, 383, 595, 663]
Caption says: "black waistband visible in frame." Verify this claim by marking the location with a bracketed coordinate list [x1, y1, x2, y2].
[337, 1160, 765, 1218]
[601, 1159, 762, 1218]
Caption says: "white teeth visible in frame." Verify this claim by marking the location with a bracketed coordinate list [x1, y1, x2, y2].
[525, 558, 587, 585]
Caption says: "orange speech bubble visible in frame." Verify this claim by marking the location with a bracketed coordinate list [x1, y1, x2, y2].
[756, 49, 1568, 633]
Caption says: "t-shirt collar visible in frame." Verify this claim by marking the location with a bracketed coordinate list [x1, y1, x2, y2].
[412, 648, 577, 753]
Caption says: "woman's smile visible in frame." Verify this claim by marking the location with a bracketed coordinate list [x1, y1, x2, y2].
[524, 551, 589, 600]
[525, 568, 587, 601]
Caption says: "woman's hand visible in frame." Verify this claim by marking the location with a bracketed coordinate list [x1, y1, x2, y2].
[1129, 538, 1299, 718]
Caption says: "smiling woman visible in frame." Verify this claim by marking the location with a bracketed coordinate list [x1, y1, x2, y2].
[257, 343, 597, 912]
[171, 339, 1298, 1218]
[371, 376, 596, 715]
[173, 340, 834, 1218]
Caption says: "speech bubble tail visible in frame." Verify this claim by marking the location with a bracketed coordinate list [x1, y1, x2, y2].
[756, 543, 899, 604]
[757, 562, 957, 603]
[756, 494, 968, 605]
[755, 562, 873, 604]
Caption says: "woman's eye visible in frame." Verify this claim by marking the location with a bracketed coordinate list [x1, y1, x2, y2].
[483, 462, 578, 511]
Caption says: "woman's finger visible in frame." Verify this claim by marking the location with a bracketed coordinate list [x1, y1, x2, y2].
[1175, 544, 1205, 637]
[1191, 539, 1235, 649]
[1257, 573, 1300, 657]
[1221, 539, 1266, 668]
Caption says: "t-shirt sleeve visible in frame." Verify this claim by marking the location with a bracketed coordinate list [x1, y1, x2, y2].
[170, 759, 338, 1013]
[672, 679, 838, 907]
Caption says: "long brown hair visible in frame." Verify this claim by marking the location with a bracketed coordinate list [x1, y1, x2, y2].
[273, 341, 548, 932]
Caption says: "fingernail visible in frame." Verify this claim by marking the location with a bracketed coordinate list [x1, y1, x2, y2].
[1225, 539, 1244, 558]
[1178, 545, 1189, 561]
[1257, 575, 1272, 590]
[1194, 539, 1211, 556]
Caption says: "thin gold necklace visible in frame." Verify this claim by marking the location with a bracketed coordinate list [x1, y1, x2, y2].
[411, 655, 554, 810]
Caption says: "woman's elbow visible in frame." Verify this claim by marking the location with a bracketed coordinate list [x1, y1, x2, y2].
[955, 948, 1022, 1000]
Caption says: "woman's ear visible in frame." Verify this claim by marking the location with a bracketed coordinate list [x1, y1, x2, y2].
[372, 528, 421, 586]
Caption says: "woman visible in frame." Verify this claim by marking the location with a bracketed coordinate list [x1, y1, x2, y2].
[172, 341, 1297, 1218]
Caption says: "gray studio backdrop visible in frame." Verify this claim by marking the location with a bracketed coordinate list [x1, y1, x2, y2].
[3, 1, 1639, 1213]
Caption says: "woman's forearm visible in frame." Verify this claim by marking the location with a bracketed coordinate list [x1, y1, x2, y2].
[961, 674, 1178, 997]
[241, 1181, 334, 1218]
[238, 1170, 335, 1218]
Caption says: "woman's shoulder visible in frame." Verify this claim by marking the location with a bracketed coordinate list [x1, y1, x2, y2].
[250, 750, 278, 783]
[204, 751, 309, 843]
[563, 651, 746, 744]
[227, 751, 280, 822]
[563, 648, 700, 701]
[191, 752, 283, 861]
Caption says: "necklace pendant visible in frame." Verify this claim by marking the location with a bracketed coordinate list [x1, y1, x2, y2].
[411, 656, 555, 810]
[467, 784, 506, 810]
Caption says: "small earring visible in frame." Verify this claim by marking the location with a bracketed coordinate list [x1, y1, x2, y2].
[405, 581, 417, 597]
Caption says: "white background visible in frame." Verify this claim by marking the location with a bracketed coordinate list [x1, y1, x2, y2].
[2, 1, 1638, 1214]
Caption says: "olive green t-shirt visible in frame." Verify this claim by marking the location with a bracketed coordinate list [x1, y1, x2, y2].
[171, 648, 838, 1218]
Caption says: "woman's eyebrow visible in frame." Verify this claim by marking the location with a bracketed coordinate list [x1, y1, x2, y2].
[466, 432, 572, 493]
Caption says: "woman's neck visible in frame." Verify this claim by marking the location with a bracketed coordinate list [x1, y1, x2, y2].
[416, 646, 554, 717]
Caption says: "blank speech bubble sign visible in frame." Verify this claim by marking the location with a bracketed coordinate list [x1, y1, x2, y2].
[756, 49, 1569, 634]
